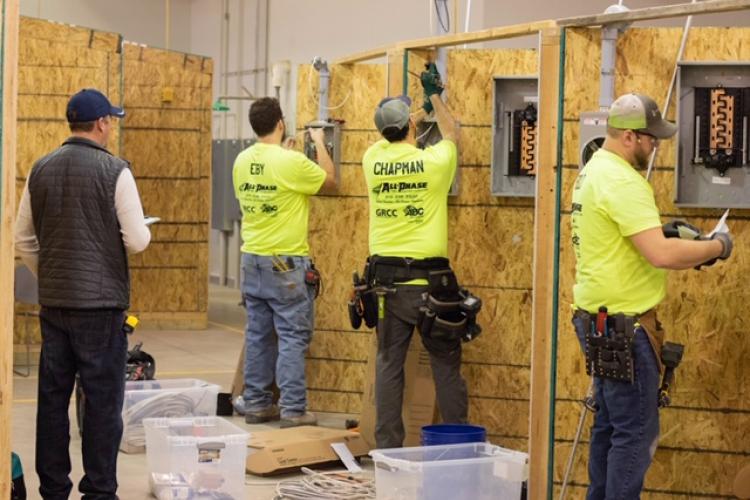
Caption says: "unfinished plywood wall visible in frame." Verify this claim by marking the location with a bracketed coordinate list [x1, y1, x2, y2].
[296, 48, 539, 451]
[13, 17, 213, 342]
[122, 43, 213, 329]
[14, 17, 122, 343]
[555, 27, 750, 498]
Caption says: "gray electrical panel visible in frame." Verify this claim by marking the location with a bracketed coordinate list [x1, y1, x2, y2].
[211, 139, 255, 231]
[675, 62, 750, 208]
[416, 117, 460, 196]
[491, 76, 539, 197]
[579, 112, 608, 168]
[304, 120, 342, 187]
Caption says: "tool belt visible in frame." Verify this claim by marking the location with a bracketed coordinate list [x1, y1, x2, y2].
[347, 256, 482, 343]
[347, 256, 451, 330]
[365, 255, 450, 285]
[417, 269, 482, 343]
[576, 309, 637, 383]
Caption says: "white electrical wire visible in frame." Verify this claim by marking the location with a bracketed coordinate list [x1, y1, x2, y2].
[121, 390, 211, 452]
[306, 67, 352, 111]
[416, 121, 436, 142]
[270, 468, 375, 500]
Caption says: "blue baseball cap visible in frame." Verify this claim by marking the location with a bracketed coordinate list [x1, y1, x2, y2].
[66, 89, 125, 123]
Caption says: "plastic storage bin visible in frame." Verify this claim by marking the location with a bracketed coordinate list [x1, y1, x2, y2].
[370, 442, 528, 500]
[121, 378, 220, 453]
[144, 416, 249, 500]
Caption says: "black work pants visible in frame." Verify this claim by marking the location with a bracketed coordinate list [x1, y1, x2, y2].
[374, 285, 468, 449]
[36, 307, 127, 500]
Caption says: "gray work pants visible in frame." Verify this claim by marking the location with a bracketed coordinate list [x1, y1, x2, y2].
[374, 285, 468, 449]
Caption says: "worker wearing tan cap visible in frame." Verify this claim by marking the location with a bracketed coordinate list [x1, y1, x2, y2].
[570, 93, 732, 498]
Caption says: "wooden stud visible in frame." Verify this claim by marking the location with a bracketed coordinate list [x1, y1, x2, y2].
[0, 1, 20, 498]
[386, 47, 406, 97]
[335, 20, 556, 65]
[528, 27, 561, 500]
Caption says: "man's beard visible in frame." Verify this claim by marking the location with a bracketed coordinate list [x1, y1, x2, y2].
[634, 148, 650, 170]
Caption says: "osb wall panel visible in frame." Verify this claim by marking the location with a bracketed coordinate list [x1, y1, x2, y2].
[297, 49, 541, 450]
[122, 43, 213, 328]
[556, 28, 750, 497]
[14, 18, 123, 343]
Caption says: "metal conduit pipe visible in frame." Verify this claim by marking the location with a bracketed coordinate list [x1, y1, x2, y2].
[599, 4, 631, 111]
[312, 57, 330, 123]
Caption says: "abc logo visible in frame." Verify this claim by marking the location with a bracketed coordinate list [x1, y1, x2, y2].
[376, 209, 398, 218]
[403, 205, 424, 217]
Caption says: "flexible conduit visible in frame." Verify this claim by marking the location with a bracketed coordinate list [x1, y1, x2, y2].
[547, 27, 567, 500]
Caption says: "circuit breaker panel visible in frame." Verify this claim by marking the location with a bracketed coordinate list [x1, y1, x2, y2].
[303, 120, 342, 187]
[675, 62, 750, 208]
[491, 76, 539, 197]
[416, 117, 460, 196]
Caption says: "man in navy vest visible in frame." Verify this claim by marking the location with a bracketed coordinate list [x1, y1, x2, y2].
[15, 89, 151, 500]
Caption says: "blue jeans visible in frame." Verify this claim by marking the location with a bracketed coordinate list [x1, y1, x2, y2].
[572, 314, 661, 500]
[36, 307, 127, 500]
[241, 253, 315, 417]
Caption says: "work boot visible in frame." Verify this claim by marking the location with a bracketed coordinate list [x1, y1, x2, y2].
[280, 412, 318, 428]
[232, 395, 247, 416]
[244, 405, 280, 424]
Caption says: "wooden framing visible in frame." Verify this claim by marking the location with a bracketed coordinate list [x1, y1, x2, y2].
[336, 0, 750, 65]
[386, 48, 406, 96]
[529, 27, 561, 500]
[558, 0, 750, 26]
[1, 1, 19, 497]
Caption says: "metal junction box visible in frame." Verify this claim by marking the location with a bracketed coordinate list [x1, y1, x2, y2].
[304, 120, 342, 187]
[416, 117, 460, 196]
[211, 139, 255, 231]
[491, 76, 539, 197]
[579, 112, 608, 169]
[675, 62, 750, 208]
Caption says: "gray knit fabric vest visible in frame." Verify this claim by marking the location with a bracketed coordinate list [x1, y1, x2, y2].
[29, 137, 130, 309]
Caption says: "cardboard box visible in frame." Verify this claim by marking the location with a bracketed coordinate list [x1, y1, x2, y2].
[358, 332, 437, 449]
[246, 426, 370, 476]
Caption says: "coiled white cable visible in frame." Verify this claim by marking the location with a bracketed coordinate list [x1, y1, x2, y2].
[270, 468, 375, 500]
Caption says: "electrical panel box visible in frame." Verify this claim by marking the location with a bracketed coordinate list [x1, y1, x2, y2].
[491, 76, 539, 197]
[211, 139, 255, 231]
[416, 116, 460, 196]
[304, 120, 342, 187]
[579, 112, 608, 169]
[675, 62, 750, 208]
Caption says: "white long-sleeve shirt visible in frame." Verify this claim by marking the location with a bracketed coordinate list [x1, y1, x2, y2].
[14, 167, 152, 276]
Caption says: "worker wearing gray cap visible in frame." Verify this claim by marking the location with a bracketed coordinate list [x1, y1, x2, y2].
[359, 65, 470, 449]
[570, 93, 732, 498]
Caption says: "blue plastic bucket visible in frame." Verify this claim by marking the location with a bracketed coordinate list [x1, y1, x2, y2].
[421, 424, 487, 446]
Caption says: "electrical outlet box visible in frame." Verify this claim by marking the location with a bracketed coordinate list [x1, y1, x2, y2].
[675, 62, 750, 208]
[211, 139, 256, 231]
[491, 76, 539, 197]
[304, 120, 341, 187]
[579, 112, 608, 169]
[416, 117, 460, 196]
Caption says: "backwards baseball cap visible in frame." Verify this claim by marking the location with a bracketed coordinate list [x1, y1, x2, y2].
[607, 93, 677, 139]
[66, 89, 125, 123]
[374, 95, 411, 134]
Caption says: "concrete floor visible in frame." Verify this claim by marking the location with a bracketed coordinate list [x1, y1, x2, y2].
[11, 285, 369, 499]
